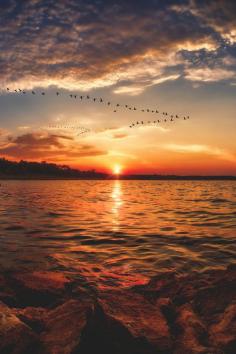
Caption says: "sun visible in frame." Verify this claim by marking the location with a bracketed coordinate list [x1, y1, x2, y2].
[113, 164, 122, 175]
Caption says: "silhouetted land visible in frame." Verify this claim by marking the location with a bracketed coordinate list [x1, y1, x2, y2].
[0, 158, 236, 180]
[0, 158, 106, 179]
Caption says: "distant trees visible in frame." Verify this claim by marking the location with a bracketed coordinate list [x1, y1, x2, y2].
[0, 158, 107, 179]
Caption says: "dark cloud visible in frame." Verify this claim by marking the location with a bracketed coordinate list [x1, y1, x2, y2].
[0, 132, 106, 160]
[0, 0, 235, 90]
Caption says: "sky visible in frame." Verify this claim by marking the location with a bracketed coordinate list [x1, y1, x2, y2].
[0, 0, 235, 175]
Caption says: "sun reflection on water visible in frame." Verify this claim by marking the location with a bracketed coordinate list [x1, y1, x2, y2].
[111, 180, 123, 230]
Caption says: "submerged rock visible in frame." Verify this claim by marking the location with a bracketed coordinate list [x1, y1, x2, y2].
[8, 271, 72, 307]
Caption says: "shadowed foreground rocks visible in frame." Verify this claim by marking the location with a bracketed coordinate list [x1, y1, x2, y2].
[0, 265, 236, 354]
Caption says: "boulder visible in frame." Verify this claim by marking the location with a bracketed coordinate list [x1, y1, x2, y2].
[39, 299, 93, 354]
[9, 271, 72, 307]
[210, 303, 236, 354]
[0, 301, 39, 354]
[174, 304, 211, 354]
[98, 290, 172, 353]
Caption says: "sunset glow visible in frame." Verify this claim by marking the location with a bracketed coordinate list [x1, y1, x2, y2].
[113, 165, 122, 175]
[0, 1, 235, 176]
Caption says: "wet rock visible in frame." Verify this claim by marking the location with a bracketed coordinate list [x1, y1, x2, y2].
[132, 271, 179, 300]
[13, 306, 47, 333]
[0, 301, 39, 354]
[39, 299, 94, 354]
[9, 271, 72, 307]
[98, 290, 172, 353]
[0, 273, 17, 306]
[210, 303, 236, 354]
[193, 268, 236, 322]
[174, 304, 210, 354]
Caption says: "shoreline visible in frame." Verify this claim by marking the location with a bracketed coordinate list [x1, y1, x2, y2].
[1, 265, 236, 353]
[1, 176, 236, 181]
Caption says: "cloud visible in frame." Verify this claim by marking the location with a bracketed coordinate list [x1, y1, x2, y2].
[185, 67, 236, 82]
[113, 73, 180, 95]
[189, 0, 236, 44]
[163, 143, 236, 161]
[0, 132, 106, 161]
[0, 128, 10, 139]
[0, 0, 235, 93]
[112, 133, 128, 139]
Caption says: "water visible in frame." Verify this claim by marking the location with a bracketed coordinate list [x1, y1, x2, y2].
[0, 180, 236, 289]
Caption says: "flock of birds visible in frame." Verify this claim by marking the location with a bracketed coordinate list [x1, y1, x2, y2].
[129, 115, 190, 128]
[7, 87, 190, 135]
[47, 124, 91, 136]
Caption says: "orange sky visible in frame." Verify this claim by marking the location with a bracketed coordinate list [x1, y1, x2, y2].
[0, 0, 235, 175]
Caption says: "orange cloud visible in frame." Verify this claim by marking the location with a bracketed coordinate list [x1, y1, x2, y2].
[0, 132, 107, 162]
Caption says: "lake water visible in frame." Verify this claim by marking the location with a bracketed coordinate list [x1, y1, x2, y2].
[0, 180, 236, 289]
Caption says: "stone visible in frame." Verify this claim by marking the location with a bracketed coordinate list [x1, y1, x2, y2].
[39, 299, 93, 354]
[98, 290, 172, 353]
[9, 271, 72, 307]
[210, 303, 236, 354]
[174, 304, 210, 354]
[0, 301, 39, 354]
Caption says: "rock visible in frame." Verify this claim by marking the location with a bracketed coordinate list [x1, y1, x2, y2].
[174, 304, 210, 354]
[39, 299, 94, 354]
[193, 269, 236, 322]
[9, 271, 72, 307]
[0, 301, 39, 354]
[210, 303, 236, 354]
[132, 271, 179, 300]
[0, 273, 17, 306]
[98, 290, 172, 353]
[13, 306, 47, 333]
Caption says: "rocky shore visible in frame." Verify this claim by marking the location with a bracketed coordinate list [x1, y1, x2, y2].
[0, 265, 236, 354]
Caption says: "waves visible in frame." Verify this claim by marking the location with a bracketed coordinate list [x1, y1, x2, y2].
[0, 180, 236, 288]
